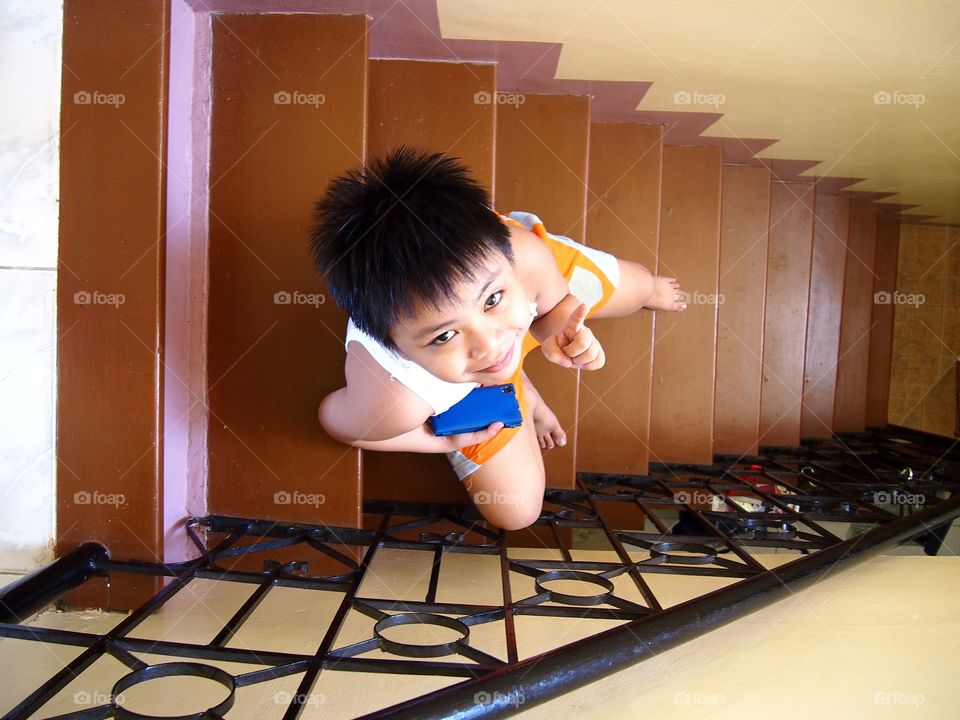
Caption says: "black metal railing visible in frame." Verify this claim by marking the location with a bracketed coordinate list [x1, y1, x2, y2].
[0, 427, 957, 719]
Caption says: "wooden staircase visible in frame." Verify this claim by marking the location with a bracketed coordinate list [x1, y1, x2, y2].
[56, 4, 900, 609]
[203, 10, 898, 528]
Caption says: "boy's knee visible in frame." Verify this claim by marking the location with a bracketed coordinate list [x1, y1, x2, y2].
[467, 418, 544, 530]
[472, 489, 543, 531]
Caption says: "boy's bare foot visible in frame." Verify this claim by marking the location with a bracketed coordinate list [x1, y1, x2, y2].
[648, 276, 688, 311]
[532, 399, 566, 450]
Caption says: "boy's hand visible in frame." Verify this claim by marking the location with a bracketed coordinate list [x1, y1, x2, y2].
[443, 422, 505, 451]
[540, 302, 605, 370]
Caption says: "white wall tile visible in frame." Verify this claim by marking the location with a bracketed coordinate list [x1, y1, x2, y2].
[0, 0, 61, 570]
[0, 270, 56, 570]
[0, 0, 62, 269]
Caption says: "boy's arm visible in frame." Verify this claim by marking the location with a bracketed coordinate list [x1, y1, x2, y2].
[350, 421, 505, 453]
[513, 228, 604, 370]
[319, 342, 434, 443]
[320, 342, 504, 451]
[529, 292, 583, 343]
[535, 301, 605, 370]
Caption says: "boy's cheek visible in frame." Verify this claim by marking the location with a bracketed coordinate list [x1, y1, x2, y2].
[513, 297, 535, 329]
[408, 351, 462, 382]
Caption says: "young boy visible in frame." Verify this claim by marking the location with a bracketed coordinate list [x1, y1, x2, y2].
[311, 148, 686, 530]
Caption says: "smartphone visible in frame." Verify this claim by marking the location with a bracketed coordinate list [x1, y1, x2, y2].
[430, 384, 522, 436]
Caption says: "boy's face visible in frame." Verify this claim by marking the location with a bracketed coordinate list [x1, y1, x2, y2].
[390, 250, 533, 385]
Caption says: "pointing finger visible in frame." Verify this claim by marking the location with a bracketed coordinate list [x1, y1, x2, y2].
[563, 302, 589, 341]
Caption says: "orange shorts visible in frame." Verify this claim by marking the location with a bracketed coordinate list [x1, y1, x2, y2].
[446, 212, 620, 484]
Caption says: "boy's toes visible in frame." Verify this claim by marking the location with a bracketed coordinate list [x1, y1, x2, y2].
[537, 428, 566, 450]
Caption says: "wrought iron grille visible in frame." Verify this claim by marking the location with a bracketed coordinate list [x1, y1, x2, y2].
[1, 426, 958, 719]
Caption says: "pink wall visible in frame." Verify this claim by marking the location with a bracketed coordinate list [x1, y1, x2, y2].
[163, 0, 212, 561]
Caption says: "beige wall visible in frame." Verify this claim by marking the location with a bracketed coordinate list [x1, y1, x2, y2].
[888, 224, 960, 436]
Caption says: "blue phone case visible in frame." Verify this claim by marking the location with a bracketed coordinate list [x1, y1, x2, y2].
[430, 384, 523, 436]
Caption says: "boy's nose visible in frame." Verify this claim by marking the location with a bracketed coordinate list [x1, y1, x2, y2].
[470, 339, 495, 361]
[469, 328, 502, 361]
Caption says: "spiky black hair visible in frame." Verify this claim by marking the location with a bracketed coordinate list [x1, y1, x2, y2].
[309, 147, 513, 350]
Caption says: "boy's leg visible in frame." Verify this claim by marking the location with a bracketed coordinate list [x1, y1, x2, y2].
[590, 259, 687, 319]
[523, 371, 567, 449]
[463, 390, 545, 531]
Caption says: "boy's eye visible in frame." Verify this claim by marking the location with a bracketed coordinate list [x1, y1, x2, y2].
[484, 290, 503, 309]
[430, 330, 456, 346]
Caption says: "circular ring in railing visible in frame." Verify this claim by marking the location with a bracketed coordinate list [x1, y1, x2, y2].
[551, 506, 598, 522]
[648, 541, 718, 565]
[419, 531, 465, 545]
[735, 517, 798, 539]
[374, 612, 470, 657]
[535, 570, 615, 606]
[778, 495, 852, 513]
[111, 662, 235, 720]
